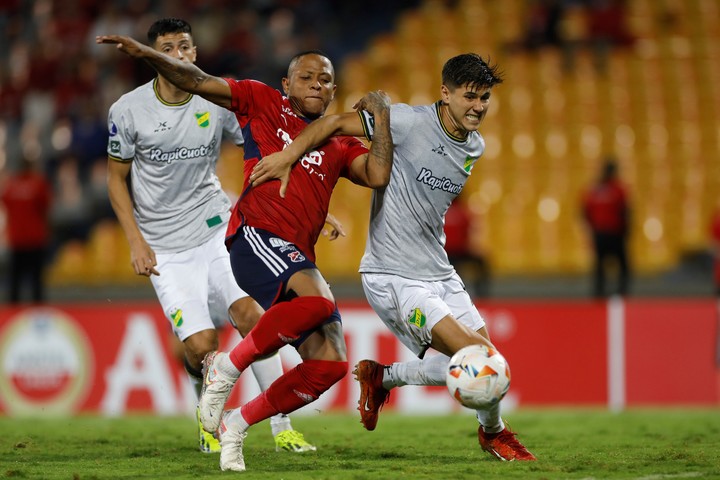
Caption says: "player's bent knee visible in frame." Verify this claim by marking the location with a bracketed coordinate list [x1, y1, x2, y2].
[229, 297, 264, 336]
[183, 329, 219, 365]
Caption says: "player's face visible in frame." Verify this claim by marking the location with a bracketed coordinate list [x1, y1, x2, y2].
[282, 54, 336, 119]
[153, 32, 196, 64]
[440, 83, 491, 137]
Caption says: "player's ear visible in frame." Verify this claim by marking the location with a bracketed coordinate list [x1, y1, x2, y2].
[440, 84, 450, 104]
[281, 77, 290, 95]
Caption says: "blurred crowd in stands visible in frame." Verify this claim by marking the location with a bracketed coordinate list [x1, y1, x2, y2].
[508, 0, 634, 74]
[0, 0, 420, 270]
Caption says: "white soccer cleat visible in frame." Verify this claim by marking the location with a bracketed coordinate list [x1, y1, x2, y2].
[219, 411, 247, 472]
[199, 351, 238, 433]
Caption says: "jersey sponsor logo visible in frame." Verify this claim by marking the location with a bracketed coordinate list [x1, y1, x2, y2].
[149, 138, 217, 164]
[407, 308, 426, 328]
[276, 128, 327, 181]
[416, 167, 463, 194]
[195, 112, 210, 128]
[463, 155, 478, 173]
[109, 140, 121, 156]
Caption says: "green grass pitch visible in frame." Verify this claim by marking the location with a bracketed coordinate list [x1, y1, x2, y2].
[1, 409, 719, 479]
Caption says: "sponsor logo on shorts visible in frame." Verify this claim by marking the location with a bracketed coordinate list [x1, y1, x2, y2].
[288, 251, 305, 263]
[407, 308, 426, 328]
[270, 237, 293, 252]
[170, 308, 183, 327]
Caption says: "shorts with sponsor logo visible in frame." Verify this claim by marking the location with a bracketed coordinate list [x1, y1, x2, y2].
[361, 272, 485, 358]
[228, 225, 341, 348]
[151, 225, 249, 341]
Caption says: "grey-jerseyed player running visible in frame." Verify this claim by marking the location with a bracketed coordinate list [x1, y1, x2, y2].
[105, 17, 314, 454]
[251, 53, 535, 461]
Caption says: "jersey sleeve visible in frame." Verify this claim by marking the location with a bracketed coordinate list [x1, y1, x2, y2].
[220, 106, 244, 146]
[358, 103, 414, 145]
[338, 136, 370, 177]
[224, 78, 275, 127]
[107, 99, 135, 162]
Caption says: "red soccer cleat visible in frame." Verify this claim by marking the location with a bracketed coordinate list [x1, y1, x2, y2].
[353, 360, 391, 431]
[478, 426, 537, 461]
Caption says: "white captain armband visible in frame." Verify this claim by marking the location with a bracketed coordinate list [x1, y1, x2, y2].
[358, 109, 375, 141]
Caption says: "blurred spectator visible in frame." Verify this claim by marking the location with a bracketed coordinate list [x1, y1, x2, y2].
[49, 153, 92, 256]
[582, 156, 631, 298]
[711, 203, 720, 296]
[444, 194, 491, 298]
[586, 0, 634, 74]
[0, 156, 52, 303]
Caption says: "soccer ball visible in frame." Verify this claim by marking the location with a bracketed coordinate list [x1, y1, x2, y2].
[446, 344, 511, 409]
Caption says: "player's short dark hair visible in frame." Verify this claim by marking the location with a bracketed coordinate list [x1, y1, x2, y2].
[147, 18, 192, 45]
[442, 53, 503, 91]
[287, 50, 334, 78]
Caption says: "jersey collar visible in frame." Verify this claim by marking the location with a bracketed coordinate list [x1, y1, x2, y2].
[153, 78, 193, 106]
[435, 100, 468, 143]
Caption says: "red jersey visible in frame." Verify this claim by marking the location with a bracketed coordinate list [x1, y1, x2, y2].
[444, 201, 471, 256]
[224, 79, 368, 262]
[582, 180, 628, 235]
[0, 171, 52, 249]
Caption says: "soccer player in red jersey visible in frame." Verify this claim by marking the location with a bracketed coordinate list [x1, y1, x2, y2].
[96, 34, 393, 472]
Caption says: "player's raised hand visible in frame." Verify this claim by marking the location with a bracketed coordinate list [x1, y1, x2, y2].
[353, 90, 391, 116]
[322, 212, 346, 241]
[95, 35, 150, 59]
[250, 151, 295, 198]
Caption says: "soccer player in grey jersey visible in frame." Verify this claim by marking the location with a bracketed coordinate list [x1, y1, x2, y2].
[251, 53, 535, 461]
[105, 17, 315, 454]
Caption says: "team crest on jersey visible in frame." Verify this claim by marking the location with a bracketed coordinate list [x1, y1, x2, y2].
[463, 155, 478, 173]
[170, 308, 184, 327]
[407, 308, 426, 328]
[288, 251, 305, 263]
[195, 112, 210, 128]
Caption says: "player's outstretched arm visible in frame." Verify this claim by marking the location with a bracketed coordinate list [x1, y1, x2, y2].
[96, 35, 232, 109]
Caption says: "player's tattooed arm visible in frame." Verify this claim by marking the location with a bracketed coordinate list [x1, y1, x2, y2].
[96, 35, 232, 108]
[355, 91, 393, 188]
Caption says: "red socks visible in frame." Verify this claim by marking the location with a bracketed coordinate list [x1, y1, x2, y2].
[240, 359, 348, 425]
[229, 296, 335, 372]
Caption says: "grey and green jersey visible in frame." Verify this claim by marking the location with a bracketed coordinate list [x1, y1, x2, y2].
[358, 101, 484, 281]
[107, 79, 243, 253]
